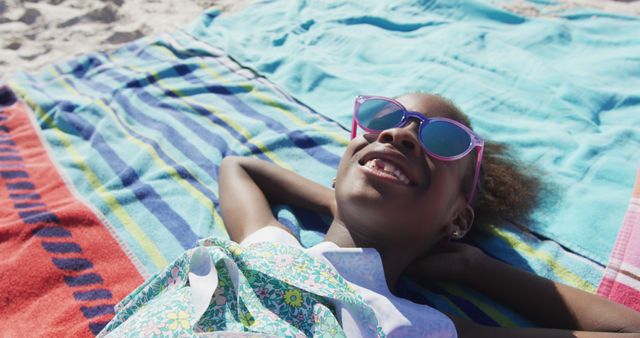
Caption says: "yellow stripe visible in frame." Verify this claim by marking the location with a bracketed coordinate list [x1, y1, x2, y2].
[107, 52, 295, 172]
[147, 76, 294, 171]
[10, 82, 169, 271]
[485, 224, 596, 292]
[47, 66, 226, 235]
[163, 33, 349, 146]
[441, 284, 519, 327]
[92, 99, 226, 230]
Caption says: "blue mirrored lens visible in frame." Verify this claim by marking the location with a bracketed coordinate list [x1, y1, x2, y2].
[420, 121, 471, 157]
[357, 99, 404, 131]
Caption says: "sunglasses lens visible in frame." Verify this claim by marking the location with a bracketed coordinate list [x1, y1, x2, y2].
[420, 121, 472, 157]
[357, 99, 404, 131]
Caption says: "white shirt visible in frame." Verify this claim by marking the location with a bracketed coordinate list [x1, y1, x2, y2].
[242, 226, 457, 338]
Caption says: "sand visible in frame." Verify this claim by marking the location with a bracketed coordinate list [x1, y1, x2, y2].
[1, 0, 639, 81]
[0, 0, 250, 80]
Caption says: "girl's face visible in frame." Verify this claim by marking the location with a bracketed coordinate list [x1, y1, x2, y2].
[334, 93, 475, 253]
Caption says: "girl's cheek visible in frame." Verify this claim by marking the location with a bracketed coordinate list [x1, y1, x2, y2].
[423, 155, 436, 172]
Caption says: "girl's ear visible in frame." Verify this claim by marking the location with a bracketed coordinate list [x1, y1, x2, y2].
[448, 204, 475, 239]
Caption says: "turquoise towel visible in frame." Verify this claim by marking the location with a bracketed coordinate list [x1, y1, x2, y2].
[8, 25, 604, 327]
[186, 0, 640, 265]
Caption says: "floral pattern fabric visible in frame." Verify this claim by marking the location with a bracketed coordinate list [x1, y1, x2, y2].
[99, 237, 384, 337]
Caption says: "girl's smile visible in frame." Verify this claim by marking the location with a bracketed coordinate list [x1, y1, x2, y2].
[358, 145, 423, 187]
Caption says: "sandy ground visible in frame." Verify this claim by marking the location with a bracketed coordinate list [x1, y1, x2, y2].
[1, 0, 639, 81]
[0, 0, 251, 80]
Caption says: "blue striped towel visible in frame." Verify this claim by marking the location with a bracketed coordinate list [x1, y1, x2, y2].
[7, 22, 605, 327]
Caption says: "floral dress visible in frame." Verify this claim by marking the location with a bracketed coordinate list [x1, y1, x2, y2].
[99, 237, 384, 337]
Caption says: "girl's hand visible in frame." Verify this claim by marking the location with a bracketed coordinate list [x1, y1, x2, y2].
[410, 242, 640, 334]
[329, 199, 338, 220]
[220, 156, 337, 242]
[405, 242, 488, 283]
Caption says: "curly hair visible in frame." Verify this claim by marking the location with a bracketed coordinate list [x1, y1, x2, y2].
[417, 93, 543, 226]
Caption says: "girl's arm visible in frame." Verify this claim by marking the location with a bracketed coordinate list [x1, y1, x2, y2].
[408, 243, 640, 335]
[463, 251, 640, 333]
[452, 316, 640, 338]
[219, 156, 336, 242]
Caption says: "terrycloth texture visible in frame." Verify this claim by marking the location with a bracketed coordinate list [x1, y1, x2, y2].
[186, 0, 640, 265]
[598, 169, 640, 311]
[8, 31, 346, 276]
[0, 91, 143, 336]
[4, 27, 610, 330]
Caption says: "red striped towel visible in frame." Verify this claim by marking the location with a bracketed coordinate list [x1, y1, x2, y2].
[0, 88, 144, 337]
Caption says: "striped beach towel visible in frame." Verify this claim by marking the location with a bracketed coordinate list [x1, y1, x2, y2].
[2, 2, 637, 334]
[4, 30, 347, 336]
[0, 88, 144, 336]
[3, 28, 608, 334]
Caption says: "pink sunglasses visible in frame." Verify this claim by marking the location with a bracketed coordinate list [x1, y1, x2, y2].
[351, 95, 484, 202]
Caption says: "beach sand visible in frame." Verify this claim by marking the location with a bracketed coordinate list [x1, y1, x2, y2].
[1, 0, 638, 81]
[0, 0, 251, 80]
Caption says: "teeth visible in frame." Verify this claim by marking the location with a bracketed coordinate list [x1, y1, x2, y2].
[394, 169, 410, 185]
[384, 162, 396, 173]
[364, 158, 411, 185]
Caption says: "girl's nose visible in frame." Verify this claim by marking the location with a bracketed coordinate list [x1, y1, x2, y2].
[376, 120, 422, 156]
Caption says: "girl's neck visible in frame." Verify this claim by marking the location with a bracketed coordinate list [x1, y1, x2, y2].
[324, 219, 416, 292]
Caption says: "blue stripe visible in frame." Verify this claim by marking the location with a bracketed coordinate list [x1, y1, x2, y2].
[64, 58, 253, 164]
[394, 279, 437, 309]
[0, 147, 18, 153]
[87, 51, 336, 176]
[429, 284, 499, 326]
[80, 304, 115, 318]
[172, 34, 293, 102]
[1, 171, 28, 179]
[0, 163, 24, 169]
[196, 85, 341, 169]
[55, 51, 338, 251]
[28, 76, 229, 225]
[0, 116, 6, 121]
[0, 140, 16, 146]
[7, 181, 36, 190]
[0, 155, 22, 161]
[63, 52, 326, 217]
[52, 257, 93, 271]
[135, 49, 341, 169]
[0, 125, 9, 132]
[290, 207, 330, 233]
[14, 202, 46, 209]
[64, 273, 103, 287]
[144, 33, 351, 133]
[19, 210, 59, 224]
[42, 241, 82, 253]
[70, 58, 302, 226]
[73, 289, 112, 301]
[49, 94, 199, 249]
[33, 226, 71, 237]
[101, 66, 271, 163]
[112, 72, 246, 161]
[9, 192, 41, 200]
[66, 52, 106, 79]
[89, 321, 110, 335]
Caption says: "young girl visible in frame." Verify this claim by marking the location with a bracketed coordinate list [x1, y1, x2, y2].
[101, 93, 640, 337]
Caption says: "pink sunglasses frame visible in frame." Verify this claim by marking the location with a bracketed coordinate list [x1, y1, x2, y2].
[351, 95, 484, 202]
